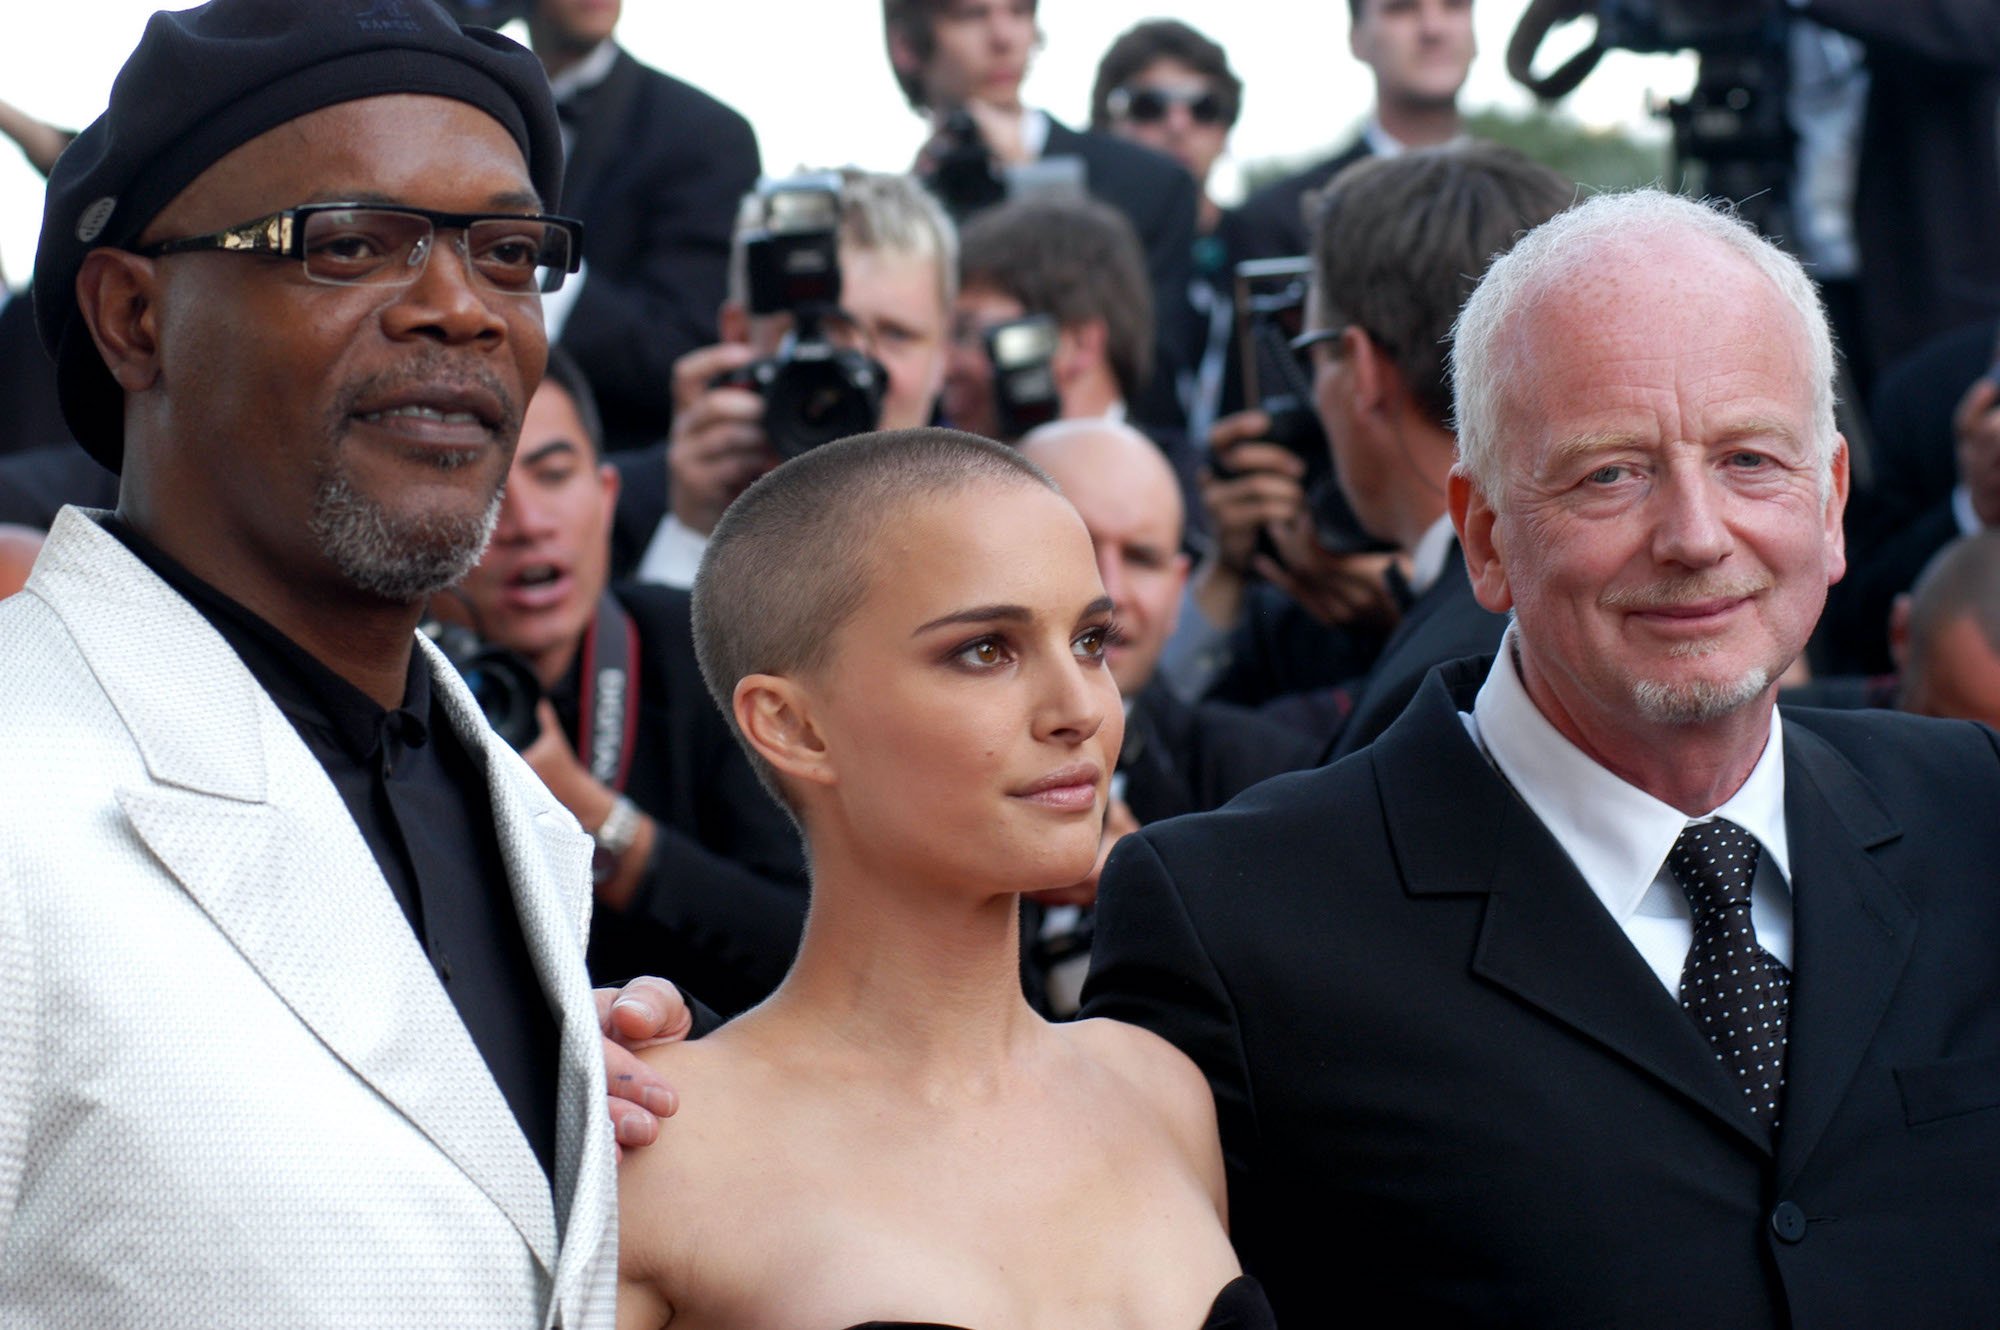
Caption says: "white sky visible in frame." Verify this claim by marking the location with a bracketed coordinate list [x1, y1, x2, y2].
[0, 1, 1694, 288]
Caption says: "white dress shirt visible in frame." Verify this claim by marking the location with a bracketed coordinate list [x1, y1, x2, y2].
[633, 513, 709, 589]
[1406, 512, 1458, 599]
[1462, 631, 1795, 995]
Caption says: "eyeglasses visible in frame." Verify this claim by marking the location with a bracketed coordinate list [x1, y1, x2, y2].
[1109, 84, 1228, 127]
[135, 203, 585, 295]
[1290, 324, 1350, 357]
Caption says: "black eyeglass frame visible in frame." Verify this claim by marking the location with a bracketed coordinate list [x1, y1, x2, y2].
[1108, 83, 1230, 127]
[134, 202, 586, 295]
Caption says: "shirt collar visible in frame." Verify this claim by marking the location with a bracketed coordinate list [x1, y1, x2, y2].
[1407, 513, 1457, 597]
[1470, 627, 1791, 925]
[1019, 106, 1051, 161]
[101, 514, 432, 764]
[548, 37, 618, 103]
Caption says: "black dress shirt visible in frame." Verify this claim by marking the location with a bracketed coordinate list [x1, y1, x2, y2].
[103, 516, 560, 1179]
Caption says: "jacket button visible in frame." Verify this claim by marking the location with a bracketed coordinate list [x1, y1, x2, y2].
[1770, 1201, 1808, 1243]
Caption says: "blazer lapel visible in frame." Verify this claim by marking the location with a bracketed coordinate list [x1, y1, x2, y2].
[1377, 662, 1771, 1151]
[424, 640, 614, 1292]
[1772, 722, 1912, 1191]
[37, 514, 560, 1271]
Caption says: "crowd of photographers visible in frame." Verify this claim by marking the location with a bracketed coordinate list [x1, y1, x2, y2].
[6, 0, 2000, 1015]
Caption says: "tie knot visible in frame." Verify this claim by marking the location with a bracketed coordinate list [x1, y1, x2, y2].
[1667, 818, 1761, 915]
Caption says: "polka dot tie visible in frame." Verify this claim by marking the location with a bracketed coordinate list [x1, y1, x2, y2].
[1667, 819, 1790, 1131]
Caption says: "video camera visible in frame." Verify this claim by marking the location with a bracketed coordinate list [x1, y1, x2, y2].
[1507, 0, 1792, 237]
[714, 174, 888, 460]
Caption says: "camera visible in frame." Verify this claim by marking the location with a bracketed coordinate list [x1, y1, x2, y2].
[713, 174, 888, 460]
[985, 314, 1062, 441]
[925, 110, 1007, 222]
[1221, 257, 1392, 558]
[422, 619, 544, 752]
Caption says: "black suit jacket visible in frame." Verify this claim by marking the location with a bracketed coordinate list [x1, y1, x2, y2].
[1226, 138, 1372, 264]
[1040, 119, 1198, 429]
[1121, 683, 1319, 826]
[1326, 542, 1508, 758]
[573, 582, 807, 1016]
[1802, 1, 2000, 377]
[557, 50, 761, 453]
[1085, 656, 2000, 1326]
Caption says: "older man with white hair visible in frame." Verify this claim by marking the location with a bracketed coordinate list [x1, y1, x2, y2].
[1083, 189, 2000, 1327]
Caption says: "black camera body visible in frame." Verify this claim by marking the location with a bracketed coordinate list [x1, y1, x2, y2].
[422, 620, 543, 752]
[926, 109, 1007, 222]
[1595, 0, 1775, 52]
[984, 314, 1062, 441]
[718, 174, 887, 460]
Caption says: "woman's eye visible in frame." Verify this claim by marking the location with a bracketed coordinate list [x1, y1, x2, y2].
[956, 638, 1006, 667]
[1075, 625, 1111, 660]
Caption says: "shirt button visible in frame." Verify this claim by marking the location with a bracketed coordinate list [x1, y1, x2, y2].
[1770, 1201, 1808, 1243]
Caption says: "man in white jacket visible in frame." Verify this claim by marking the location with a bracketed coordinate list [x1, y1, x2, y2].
[0, 2, 620, 1324]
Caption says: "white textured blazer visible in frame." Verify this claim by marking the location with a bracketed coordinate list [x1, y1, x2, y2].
[0, 509, 617, 1328]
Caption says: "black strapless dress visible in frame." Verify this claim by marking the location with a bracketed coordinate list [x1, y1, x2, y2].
[842, 1274, 1276, 1329]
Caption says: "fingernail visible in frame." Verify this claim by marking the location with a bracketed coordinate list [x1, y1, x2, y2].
[611, 997, 655, 1023]
[642, 1085, 675, 1116]
[616, 1114, 656, 1147]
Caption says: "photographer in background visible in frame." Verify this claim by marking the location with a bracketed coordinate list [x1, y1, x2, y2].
[1233, 0, 1475, 264]
[528, 0, 761, 453]
[884, 0, 1196, 432]
[1092, 20, 1244, 449]
[450, 349, 807, 1015]
[615, 170, 956, 587]
[944, 195, 1204, 513]
[1163, 144, 1570, 741]
[1015, 418, 1317, 1014]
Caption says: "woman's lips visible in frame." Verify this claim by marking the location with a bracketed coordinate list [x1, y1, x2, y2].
[1010, 763, 1102, 812]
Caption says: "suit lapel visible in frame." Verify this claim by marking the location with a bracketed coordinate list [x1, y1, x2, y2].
[1377, 662, 1771, 1151]
[35, 514, 560, 1270]
[424, 639, 614, 1294]
[559, 47, 643, 218]
[1772, 722, 1912, 1191]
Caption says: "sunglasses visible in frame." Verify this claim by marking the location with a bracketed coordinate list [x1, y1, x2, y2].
[1109, 84, 1228, 127]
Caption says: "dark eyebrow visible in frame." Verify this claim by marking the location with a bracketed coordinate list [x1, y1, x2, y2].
[913, 603, 1032, 636]
[520, 439, 581, 467]
[1077, 595, 1115, 623]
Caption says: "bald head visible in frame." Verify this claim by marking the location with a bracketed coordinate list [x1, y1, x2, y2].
[1900, 531, 2000, 727]
[1019, 419, 1189, 696]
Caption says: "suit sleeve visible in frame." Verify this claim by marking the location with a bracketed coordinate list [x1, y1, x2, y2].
[558, 103, 762, 441]
[1801, 0, 2000, 69]
[1081, 831, 1260, 1196]
[0, 856, 32, 1242]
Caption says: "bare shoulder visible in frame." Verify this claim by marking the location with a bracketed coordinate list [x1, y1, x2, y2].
[616, 1030, 786, 1326]
[1063, 1018, 1220, 1157]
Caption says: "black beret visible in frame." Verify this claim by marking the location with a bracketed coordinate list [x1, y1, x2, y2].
[34, 0, 564, 473]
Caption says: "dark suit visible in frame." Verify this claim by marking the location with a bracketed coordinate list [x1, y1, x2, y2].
[572, 582, 807, 1017]
[1226, 138, 1372, 264]
[556, 49, 761, 453]
[1085, 655, 2000, 1326]
[1325, 542, 1508, 758]
[1121, 683, 1319, 825]
[1040, 119, 1198, 430]
[1801, 1, 2000, 379]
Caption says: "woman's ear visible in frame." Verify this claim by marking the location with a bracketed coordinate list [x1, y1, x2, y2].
[734, 674, 836, 790]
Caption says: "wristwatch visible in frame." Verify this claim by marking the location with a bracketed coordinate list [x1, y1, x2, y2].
[590, 794, 642, 886]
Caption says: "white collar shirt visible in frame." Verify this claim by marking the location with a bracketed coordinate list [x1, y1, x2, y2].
[1407, 513, 1458, 598]
[1462, 630, 1795, 995]
[633, 513, 708, 590]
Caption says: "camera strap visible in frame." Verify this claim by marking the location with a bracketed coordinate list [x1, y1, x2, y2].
[577, 592, 641, 793]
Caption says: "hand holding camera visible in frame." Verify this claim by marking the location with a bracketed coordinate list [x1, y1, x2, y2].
[669, 343, 777, 537]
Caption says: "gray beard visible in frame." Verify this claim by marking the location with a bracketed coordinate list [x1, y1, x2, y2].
[1631, 666, 1772, 726]
[309, 467, 501, 605]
